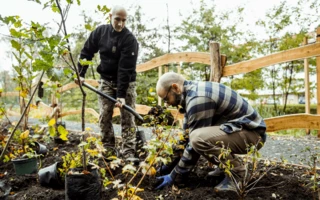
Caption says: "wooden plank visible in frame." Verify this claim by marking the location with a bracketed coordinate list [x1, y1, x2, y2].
[59, 79, 99, 93]
[223, 42, 320, 76]
[136, 52, 211, 73]
[1, 92, 19, 97]
[265, 114, 320, 132]
[60, 108, 100, 119]
[209, 41, 221, 82]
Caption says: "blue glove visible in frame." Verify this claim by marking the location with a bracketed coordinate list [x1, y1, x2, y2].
[155, 174, 173, 190]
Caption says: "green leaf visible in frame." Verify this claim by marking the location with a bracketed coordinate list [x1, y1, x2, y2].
[10, 40, 21, 51]
[33, 59, 52, 71]
[51, 3, 60, 13]
[9, 28, 21, 37]
[84, 24, 92, 31]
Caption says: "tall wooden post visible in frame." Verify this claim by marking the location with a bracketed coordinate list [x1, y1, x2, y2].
[158, 66, 162, 105]
[177, 63, 181, 74]
[316, 27, 320, 137]
[209, 41, 222, 82]
[304, 37, 311, 135]
[164, 65, 169, 73]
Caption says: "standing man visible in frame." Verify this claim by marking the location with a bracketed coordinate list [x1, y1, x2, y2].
[76, 5, 139, 161]
[155, 72, 267, 192]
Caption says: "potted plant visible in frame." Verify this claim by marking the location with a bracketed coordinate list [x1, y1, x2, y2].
[38, 132, 106, 199]
[63, 134, 104, 200]
[11, 129, 40, 175]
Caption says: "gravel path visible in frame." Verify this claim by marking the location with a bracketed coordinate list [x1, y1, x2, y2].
[7, 117, 320, 167]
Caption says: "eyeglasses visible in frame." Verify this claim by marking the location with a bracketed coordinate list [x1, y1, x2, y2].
[163, 86, 172, 103]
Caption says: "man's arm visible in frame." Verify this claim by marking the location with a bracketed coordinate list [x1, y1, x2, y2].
[77, 26, 101, 78]
[117, 35, 138, 98]
[156, 97, 217, 189]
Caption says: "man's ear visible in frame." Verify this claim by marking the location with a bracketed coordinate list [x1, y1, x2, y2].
[172, 83, 181, 94]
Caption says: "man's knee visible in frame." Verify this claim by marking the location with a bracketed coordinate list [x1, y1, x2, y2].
[189, 129, 204, 151]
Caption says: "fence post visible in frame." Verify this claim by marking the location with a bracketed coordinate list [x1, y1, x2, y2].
[303, 37, 311, 135]
[158, 66, 162, 105]
[209, 41, 222, 82]
[316, 27, 320, 138]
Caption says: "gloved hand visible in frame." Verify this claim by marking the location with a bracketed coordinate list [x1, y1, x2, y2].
[156, 164, 172, 175]
[74, 77, 85, 85]
[115, 98, 125, 108]
[154, 174, 173, 190]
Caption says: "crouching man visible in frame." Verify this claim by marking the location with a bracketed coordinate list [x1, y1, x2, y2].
[154, 72, 267, 192]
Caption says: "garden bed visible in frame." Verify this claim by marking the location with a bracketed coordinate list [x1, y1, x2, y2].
[0, 126, 318, 200]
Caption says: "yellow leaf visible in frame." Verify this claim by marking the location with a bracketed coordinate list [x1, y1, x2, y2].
[30, 104, 37, 109]
[20, 90, 28, 98]
[86, 149, 99, 157]
[128, 187, 144, 194]
[58, 125, 68, 141]
[53, 147, 59, 151]
[20, 130, 29, 139]
[48, 118, 56, 126]
[147, 167, 156, 176]
[107, 156, 118, 160]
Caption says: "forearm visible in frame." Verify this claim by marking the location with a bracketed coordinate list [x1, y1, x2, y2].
[170, 144, 200, 180]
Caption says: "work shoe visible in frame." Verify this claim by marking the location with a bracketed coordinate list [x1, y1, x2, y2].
[214, 176, 236, 193]
[208, 167, 224, 177]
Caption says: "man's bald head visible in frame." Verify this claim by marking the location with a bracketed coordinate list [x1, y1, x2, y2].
[156, 72, 185, 98]
[109, 5, 127, 32]
[111, 5, 127, 15]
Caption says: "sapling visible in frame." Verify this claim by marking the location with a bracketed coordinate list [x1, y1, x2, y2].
[216, 141, 282, 200]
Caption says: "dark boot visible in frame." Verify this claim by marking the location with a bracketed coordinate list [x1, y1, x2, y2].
[208, 167, 224, 177]
[214, 175, 236, 192]
[102, 135, 116, 148]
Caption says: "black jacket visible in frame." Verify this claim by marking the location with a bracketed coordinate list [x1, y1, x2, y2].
[78, 24, 138, 98]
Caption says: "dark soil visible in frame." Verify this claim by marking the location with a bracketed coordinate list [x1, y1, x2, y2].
[0, 125, 319, 200]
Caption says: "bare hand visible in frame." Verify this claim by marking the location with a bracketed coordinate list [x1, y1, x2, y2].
[115, 98, 125, 108]
[74, 77, 85, 85]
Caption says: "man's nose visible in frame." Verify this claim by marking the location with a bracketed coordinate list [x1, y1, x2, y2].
[118, 21, 123, 26]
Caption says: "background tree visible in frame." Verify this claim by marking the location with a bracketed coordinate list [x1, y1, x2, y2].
[127, 5, 165, 106]
[174, 0, 264, 102]
[256, 0, 320, 115]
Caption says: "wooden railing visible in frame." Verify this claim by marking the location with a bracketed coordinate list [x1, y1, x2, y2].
[4, 28, 320, 137]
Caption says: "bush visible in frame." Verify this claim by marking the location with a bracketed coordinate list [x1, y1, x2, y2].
[254, 104, 317, 118]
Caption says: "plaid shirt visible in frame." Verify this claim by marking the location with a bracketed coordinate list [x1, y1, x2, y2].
[171, 80, 266, 179]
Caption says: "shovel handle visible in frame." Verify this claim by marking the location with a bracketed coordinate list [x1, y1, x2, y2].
[82, 82, 144, 122]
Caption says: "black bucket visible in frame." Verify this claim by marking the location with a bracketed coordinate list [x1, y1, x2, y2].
[35, 142, 48, 155]
[38, 162, 64, 189]
[65, 165, 101, 200]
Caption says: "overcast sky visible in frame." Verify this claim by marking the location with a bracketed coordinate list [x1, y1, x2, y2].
[0, 0, 298, 72]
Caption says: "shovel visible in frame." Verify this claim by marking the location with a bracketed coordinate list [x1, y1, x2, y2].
[82, 82, 144, 123]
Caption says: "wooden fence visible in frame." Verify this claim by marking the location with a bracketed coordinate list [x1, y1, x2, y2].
[3, 28, 320, 136]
